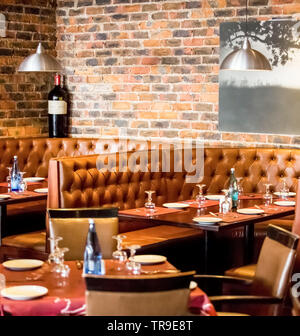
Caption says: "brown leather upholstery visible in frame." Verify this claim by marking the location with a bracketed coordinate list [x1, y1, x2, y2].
[48, 147, 300, 211]
[0, 137, 153, 182]
[227, 225, 298, 299]
[48, 208, 119, 261]
[84, 271, 195, 316]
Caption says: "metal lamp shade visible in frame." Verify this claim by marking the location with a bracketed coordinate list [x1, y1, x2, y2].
[18, 42, 62, 72]
[220, 38, 272, 71]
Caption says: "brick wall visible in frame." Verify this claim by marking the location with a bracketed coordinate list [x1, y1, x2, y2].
[55, 0, 300, 147]
[0, 0, 57, 137]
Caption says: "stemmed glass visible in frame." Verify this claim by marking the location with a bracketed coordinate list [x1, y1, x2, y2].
[236, 177, 243, 196]
[6, 167, 12, 192]
[48, 236, 63, 265]
[19, 172, 27, 192]
[220, 190, 231, 215]
[263, 183, 272, 206]
[126, 244, 141, 274]
[51, 247, 70, 278]
[280, 179, 289, 200]
[195, 184, 206, 208]
[145, 190, 156, 215]
[112, 234, 128, 271]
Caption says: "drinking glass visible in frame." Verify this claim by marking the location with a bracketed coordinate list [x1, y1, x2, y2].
[19, 172, 27, 192]
[6, 167, 12, 192]
[220, 190, 231, 215]
[48, 236, 63, 265]
[195, 184, 206, 207]
[112, 234, 128, 271]
[126, 244, 141, 274]
[145, 190, 155, 215]
[236, 177, 243, 196]
[280, 179, 289, 200]
[52, 247, 70, 278]
[263, 183, 272, 206]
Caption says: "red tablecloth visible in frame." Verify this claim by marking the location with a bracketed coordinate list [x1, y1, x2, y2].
[0, 261, 216, 316]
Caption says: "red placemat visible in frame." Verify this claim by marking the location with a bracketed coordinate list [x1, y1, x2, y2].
[119, 207, 183, 217]
[6, 190, 45, 199]
[253, 204, 295, 214]
[181, 199, 219, 208]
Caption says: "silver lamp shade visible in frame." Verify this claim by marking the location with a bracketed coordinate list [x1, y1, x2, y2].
[18, 42, 62, 72]
[220, 38, 272, 71]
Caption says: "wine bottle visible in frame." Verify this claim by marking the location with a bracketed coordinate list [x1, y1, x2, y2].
[84, 219, 104, 275]
[229, 167, 239, 208]
[11, 155, 21, 192]
[48, 73, 68, 138]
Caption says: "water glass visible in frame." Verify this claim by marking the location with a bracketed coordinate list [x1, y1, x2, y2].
[263, 183, 272, 206]
[19, 172, 27, 192]
[236, 177, 243, 196]
[195, 184, 206, 207]
[280, 179, 289, 200]
[112, 234, 128, 271]
[220, 190, 231, 215]
[145, 190, 155, 215]
[126, 244, 141, 274]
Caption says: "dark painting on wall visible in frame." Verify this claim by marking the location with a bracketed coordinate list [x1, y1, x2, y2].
[219, 20, 300, 135]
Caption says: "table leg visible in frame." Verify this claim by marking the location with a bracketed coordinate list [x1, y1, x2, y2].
[0, 205, 7, 246]
[243, 223, 254, 265]
[203, 230, 216, 274]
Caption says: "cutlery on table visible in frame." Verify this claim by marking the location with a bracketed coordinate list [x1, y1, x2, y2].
[209, 212, 219, 217]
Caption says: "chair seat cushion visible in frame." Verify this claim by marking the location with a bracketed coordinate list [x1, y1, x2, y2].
[225, 264, 257, 280]
[2, 230, 46, 252]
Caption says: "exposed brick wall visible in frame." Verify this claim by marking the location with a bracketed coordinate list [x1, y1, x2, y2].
[0, 0, 57, 137]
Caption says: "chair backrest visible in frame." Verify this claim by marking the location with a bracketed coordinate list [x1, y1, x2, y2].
[84, 271, 195, 316]
[253, 224, 299, 298]
[47, 207, 119, 261]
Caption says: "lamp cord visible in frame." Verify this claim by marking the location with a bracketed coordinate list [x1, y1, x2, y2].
[245, 0, 248, 38]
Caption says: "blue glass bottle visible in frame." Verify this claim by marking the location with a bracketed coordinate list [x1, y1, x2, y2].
[229, 167, 239, 208]
[84, 219, 104, 275]
[10, 155, 21, 192]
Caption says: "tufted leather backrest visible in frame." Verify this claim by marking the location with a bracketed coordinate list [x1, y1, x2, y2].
[0, 137, 153, 182]
[48, 147, 300, 212]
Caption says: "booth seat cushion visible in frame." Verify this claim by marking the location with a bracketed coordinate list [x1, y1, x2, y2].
[2, 230, 46, 252]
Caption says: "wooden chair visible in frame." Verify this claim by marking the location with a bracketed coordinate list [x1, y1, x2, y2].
[193, 225, 299, 315]
[47, 207, 119, 261]
[84, 271, 195, 316]
[226, 178, 300, 280]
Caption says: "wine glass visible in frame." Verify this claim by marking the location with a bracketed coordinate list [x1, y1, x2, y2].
[126, 244, 141, 274]
[220, 190, 231, 215]
[52, 247, 70, 278]
[19, 172, 27, 192]
[263, 183, 272, 206]
[280, 179, 289, 200]
[145, 190, 156, 215]
[48, 236, 63, 266]
[112, 234, 127, 271]
[236, 177, 243, 196]
[195, 184, 206, 207]
[6, 167, 12, 192]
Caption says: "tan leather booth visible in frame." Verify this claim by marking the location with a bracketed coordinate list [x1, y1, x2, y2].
[47, 147, 300, 269]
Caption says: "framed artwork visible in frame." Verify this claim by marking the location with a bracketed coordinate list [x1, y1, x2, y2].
[219, 19, 300, 135]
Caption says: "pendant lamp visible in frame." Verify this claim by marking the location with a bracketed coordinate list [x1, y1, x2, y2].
[18, 7, 62, 72]
[220, 0, 271, 71]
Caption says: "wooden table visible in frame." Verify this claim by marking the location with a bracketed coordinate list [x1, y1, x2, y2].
[0, 180, 48, 245]
[119, 195, 295, 274]
[0, 260, 216, 316]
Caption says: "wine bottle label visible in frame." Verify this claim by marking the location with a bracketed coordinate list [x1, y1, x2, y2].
[48, 100, 67, 115]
